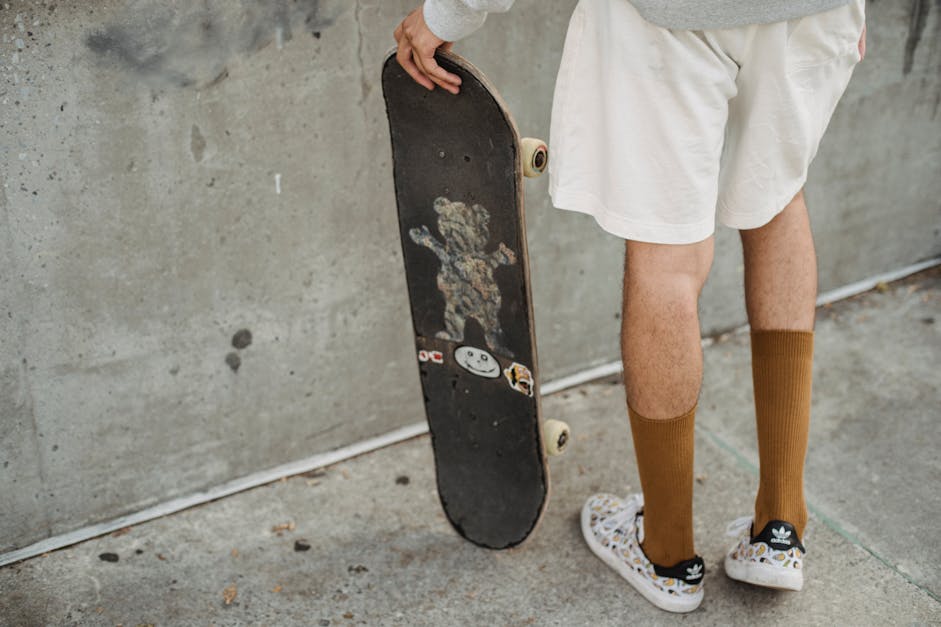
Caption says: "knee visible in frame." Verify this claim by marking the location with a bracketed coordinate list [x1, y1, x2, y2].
[624, 238, 714, 301]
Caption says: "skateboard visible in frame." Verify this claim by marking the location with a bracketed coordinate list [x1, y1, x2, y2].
[382, 49, 569, 549]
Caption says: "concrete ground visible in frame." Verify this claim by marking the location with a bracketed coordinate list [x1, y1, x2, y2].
[2, 268, 939, 626]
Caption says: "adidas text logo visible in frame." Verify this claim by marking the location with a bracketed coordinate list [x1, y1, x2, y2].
[686, 563, 703, 580]
[770, 526, 792, 545]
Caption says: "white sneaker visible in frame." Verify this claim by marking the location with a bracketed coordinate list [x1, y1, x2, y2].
[581, 493, 705, 613]
[724, 517, 805, 590]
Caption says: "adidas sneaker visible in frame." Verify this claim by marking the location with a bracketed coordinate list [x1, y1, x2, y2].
[581, 493, 705, 613]
[724, 517, 805, 590]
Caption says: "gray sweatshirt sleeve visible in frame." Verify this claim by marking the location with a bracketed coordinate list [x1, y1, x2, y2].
[423, 0, 515, 42]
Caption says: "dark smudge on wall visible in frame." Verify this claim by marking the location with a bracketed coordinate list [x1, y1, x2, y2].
[85, 0, 342, 88]
[903, 0, 933, 76]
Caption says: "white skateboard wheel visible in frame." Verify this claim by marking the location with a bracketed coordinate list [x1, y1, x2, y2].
[544, 419, 570, 456]
[521, 137, 548, 178]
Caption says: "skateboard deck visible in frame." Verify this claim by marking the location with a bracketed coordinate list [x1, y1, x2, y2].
[382, 49, 552, 549]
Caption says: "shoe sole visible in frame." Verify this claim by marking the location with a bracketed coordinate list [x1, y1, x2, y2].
[580, 503, 703, 613]
[724, 553, 803, 591]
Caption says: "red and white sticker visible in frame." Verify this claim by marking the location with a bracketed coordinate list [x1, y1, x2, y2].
[418, 350, 444, 364]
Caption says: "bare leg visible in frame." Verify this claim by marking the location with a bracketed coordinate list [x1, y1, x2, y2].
[622, 238, 714, 418]
[740, 189, 817, 331]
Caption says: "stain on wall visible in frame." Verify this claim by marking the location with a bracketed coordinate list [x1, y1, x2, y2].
[903, 0, 933, 75]
[85, 0, 343, 88]
[190, 125, 206, 162]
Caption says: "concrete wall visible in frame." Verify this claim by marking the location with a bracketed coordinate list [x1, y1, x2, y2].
[1, 0, 938, 555]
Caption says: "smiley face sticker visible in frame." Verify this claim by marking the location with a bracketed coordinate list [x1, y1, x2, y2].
[454, 345, 501, 379]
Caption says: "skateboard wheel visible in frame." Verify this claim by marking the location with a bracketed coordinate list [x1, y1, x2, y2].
[543, 419, 570, 456]
[521, 137, 548, 178]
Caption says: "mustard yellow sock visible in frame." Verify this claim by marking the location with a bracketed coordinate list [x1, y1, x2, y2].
[751, 330, 813, 538]
[628, 404, 697, 567]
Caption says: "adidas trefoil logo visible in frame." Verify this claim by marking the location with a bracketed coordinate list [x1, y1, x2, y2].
[686, 563, 703, 580]
[771, 526, 792, 545]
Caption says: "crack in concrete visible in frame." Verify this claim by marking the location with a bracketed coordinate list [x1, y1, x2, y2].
[352, 0, 372, 193]
[354, 0, 371, 112]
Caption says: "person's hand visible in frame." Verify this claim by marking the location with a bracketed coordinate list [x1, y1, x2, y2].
[858, 23, 866, 61]
[394, 7, 462, 95]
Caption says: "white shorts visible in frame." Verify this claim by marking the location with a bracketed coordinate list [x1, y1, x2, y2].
[548, 0, 865, 244]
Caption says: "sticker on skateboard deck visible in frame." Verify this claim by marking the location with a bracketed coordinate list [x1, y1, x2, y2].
[504, 362, 535, 397]
[454, 345, 501, 379]
[408, 196, 517, 357]
[417, 350, 444, 364]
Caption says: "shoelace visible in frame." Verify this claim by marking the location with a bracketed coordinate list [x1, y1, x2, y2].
[600, 493, 645, 534]
[725, 515, 753, 539]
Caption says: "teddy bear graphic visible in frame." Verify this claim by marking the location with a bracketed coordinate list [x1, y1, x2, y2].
[409, 196, 516, 356]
